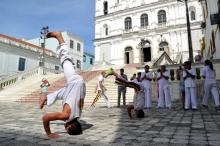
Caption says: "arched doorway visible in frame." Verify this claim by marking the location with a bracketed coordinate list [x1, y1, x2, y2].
[124, 47, 133, 64]
[138, 39, 151, 63]
[143, 47, 151, 62]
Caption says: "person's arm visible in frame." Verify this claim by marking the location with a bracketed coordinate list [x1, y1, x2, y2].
[146, 73, 153, 81]
[42, 112, 69, 138]
[183, 70, 188, 80]
[127, 105, 134, 119]
[185, 70, 195, 79]
[157, 72, 162, 80]
[125, 75, 128, 81]
[141, 73, 146, 81]
[161, 71, 169, 80]
[201, 68, 206, 79]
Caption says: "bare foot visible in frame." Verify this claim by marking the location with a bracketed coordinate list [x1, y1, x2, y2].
[46, 32, 64, 44]
[46, 32, 62, 39]
[39, 95, 47, 109]
[47, 133, 60, 139]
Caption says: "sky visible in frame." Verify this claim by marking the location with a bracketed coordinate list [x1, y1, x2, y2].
[0, 0, 95, 53]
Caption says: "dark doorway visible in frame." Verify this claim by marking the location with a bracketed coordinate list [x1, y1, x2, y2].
[143, 47, 151, 62]
[125, 52, 130, 64]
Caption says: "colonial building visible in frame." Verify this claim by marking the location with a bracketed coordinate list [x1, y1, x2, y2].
[28, 31, 84, 70]
[199, 0, 220, 60]
[94, 0, 204, 65]
[83, 51, 94, 70]
[0, 34, 60, 78]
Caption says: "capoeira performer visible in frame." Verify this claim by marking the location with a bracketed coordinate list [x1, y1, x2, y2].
[183, 61, 197, 110]
[39, 32, 86, 138]
[91, 68, 141, 107]
[201, 60, 220, 110]
[157, 65, 172, 109]
[91, 71, 112, 108]
[127, 72, 145, 119]
[141, 65, 153, 109]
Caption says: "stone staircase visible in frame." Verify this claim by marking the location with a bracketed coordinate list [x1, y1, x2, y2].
[20, 67, 137, 107]
[0, 73, 64, 102]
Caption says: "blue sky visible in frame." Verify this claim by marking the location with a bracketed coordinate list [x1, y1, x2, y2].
[0, 0, 95, 53]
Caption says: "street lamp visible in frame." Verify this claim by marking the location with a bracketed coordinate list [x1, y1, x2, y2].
[40, 26, 49, 74]
[177, 0, 194, 62]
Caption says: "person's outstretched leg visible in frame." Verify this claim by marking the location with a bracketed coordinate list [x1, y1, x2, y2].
[46, 32, 81, 84]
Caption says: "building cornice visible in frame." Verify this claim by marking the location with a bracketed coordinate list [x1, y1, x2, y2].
[95, 0, 198, 20]
[94, 22, 202, 43]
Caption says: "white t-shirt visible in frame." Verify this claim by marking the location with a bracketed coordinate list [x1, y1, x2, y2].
[97, 75, 104, 91]
[201, 66, 216, 84]
[157, 70, 169, 85]
[141, 72, 153, 88]
[132, 79, 144, 110]
[183, 68, 196, 87]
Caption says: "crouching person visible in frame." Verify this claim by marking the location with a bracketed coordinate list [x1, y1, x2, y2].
[127, 72, 145, 119]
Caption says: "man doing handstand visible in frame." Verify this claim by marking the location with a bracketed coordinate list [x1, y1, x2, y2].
[39, 32, 86, 138]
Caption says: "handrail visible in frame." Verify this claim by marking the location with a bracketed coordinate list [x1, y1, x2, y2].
[0, 67, 62, 89]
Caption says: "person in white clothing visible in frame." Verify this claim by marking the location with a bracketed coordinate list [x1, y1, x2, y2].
[39, 32, 86, 138]
[157, 65, 172, 109]
[127, 72, 145, 119]
[141, 65, 153, 108]
[183, 61, 197, 110]
[201, 60, 220, 110]
[91, 71, 112, 108]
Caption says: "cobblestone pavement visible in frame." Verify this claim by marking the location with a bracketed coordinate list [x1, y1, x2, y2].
[0, 102, 220, 146]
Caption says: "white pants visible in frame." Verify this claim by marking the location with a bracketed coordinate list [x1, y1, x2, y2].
[100, 90, 112, 108]
[202, 82, 220, 107]
[47, 43, 85, 122]
[144, 87, 152, 108]
[158, 84, 172, 108]
[185, 87, 197, 109]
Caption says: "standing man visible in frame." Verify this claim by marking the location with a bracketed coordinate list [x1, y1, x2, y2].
[183, 61, 197, 110]
[141, 65, 153, 108]
[157, 65, 172, 109]
[118, 68, 128, 107]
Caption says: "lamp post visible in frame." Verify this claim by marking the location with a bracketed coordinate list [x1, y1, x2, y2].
[177, 0, 194, 62]
[40, 26, 49, 75]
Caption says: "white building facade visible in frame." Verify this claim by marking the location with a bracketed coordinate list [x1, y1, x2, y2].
[28, 31, 84, 70]
[0, 34, 60, 78]
[94, 0, 204, 65]
[199, 0, 220, 60]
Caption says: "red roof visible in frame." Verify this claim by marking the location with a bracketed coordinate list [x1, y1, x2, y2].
[0, 34, 54, 53]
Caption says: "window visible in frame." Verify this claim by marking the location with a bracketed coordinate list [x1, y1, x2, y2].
[77, 43, 81, 52]
[18, 57, 26, 71]
[55, 66, 59, 70]
[104, 1, 108, 15]
[189, 6, 196, 21]
[140, 14, 148, 27]
[158, 10, 166, 24]
[90, 58, 93, 65]
[125, 17, 132, 30]
[103, 24, 108, 36]
[70, 40, 74, 49]
[83, 55, 86, 62]
[190, 11, 196, 21]
[77, 60, 81, 69]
